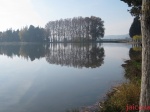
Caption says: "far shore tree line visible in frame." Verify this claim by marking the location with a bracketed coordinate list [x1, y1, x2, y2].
[0, 16, 104, 43]
[45, 16, 104, 42]
[0, 25, 49, 42]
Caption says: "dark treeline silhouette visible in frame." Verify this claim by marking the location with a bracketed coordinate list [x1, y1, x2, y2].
[121, 0, 141, 38]
[0, 29, 20, 42]
[0, 43, 104, 68]
[45, 16, 105, 42]
[19, 25, 49, 42]
[0, 25, 49, 42]
[129, 16, 141, 38]
[0, 16, 104, 43]
[121, 0, 142, 16]
[0, 43, 49, 61]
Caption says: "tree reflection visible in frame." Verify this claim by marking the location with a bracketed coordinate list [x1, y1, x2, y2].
[0, 43, 105, 68]
[129, 45, 142, 60]
[46, 43, 105, 68]
[85, 45, 104, 68]
[0, 43, 49, 61]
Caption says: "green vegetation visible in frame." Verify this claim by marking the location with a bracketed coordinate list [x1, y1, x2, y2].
[100, 82, 140, 112]
[129, 17, 141, 38]
[100, 1, 145, 111]
[100, 47, 142, 112]
[133, 35, 142, 42]
[121, 0, 142, 40]
[64, 47, 142, 112]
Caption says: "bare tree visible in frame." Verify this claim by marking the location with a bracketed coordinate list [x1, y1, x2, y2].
[45, 16, 104, 42]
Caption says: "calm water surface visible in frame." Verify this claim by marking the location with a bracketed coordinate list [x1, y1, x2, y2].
[0, 43, 131, 112]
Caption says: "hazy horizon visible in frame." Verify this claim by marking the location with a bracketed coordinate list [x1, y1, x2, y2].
[0, 0, 133, 35]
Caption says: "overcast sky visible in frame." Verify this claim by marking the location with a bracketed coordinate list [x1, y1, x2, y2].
[0, 0, 133, 35]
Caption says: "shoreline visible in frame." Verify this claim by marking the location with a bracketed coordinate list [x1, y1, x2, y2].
[98, 47, 141, 112]
[76, 46, 142, 112]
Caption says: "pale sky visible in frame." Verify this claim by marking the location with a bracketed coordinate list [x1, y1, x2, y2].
[0, 0, 133, 35]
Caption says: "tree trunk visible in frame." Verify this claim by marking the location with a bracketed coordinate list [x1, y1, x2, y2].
[140, 0, 150, 112]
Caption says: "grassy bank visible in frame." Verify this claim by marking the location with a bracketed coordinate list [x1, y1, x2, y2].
[100, 47, 142, 112]
[68, 47, 142, 112]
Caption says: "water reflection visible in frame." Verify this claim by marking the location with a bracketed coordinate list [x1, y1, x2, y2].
[129, 44, 142, 62]
[0, 43, 130, 112]
[0, 43, 48, 61]
[46, 43, 104, 68]
[0, 43, 105, 68]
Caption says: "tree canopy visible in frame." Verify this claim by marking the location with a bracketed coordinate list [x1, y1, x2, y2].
[19, 25, 47, 42]
[0, 25, 47, 42]
[121, 0, 142, 38]
[0, 16, 104, 43]
[129, 16, 141, 38]
[45, 16, 105, 42]
[121, 0, 142, 16]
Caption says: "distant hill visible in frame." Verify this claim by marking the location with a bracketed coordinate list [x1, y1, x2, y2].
[103, 34, 130, 39]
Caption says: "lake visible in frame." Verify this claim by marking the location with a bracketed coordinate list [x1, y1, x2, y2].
[0, 43, 131, 112]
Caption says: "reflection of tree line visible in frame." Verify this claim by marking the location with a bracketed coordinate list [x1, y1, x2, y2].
[0, 43, 105, 68]
[0, 44, 48, 61]
[46, 43, 105, 68]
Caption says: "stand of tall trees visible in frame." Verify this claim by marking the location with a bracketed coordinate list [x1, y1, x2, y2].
[0, 16, 104, 43]
[45, 16, 105, 42]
